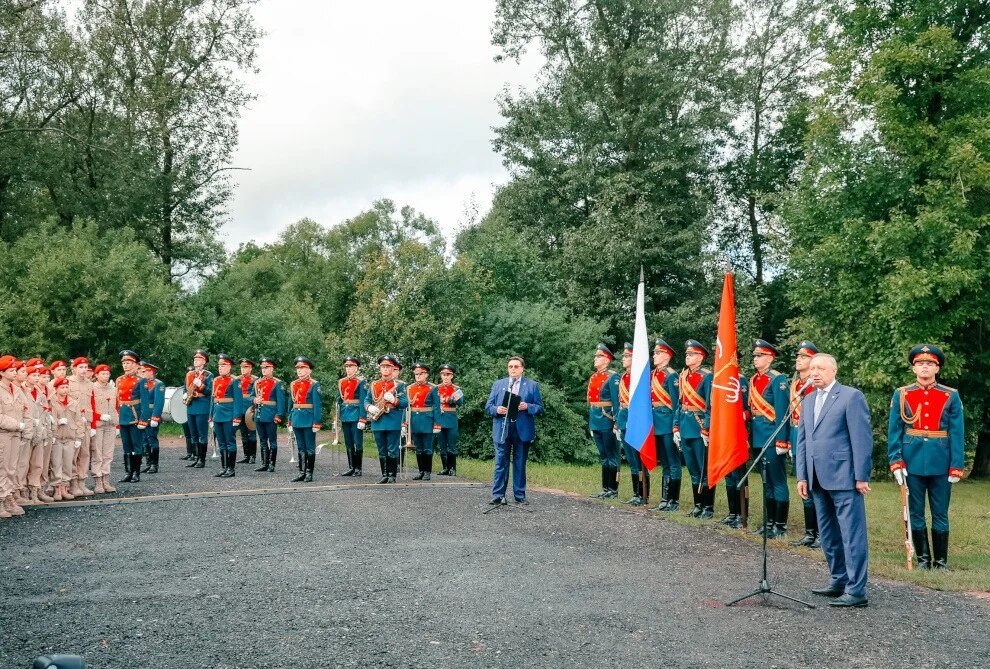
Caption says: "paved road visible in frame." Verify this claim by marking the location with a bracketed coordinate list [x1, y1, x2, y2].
[1, 446, 987, 668]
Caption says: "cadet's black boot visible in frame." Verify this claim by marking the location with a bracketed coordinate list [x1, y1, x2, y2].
[423, 453, 432, 481]
[248, 442, 257, 464]
[721, 485, 739, 525]
[297, 450, 304, 472]
[667, 478, 681, 512]
[141, 453, 153, 473]
[769, 500, 788, 538]
[688, 486, 703, 517]
[701, 485, 715, 519]
[268, 447, 277, 473]
[931, 529, 949, 570]
[386, 456, 397, 483]
[379, 457, 386, 476]
[791, 504, 818, 546]
[238, 448, 250, 464]
[304, 453, 314, 482]
[652, 475, 670, 511]
[605, 467, 619, 498]
[342, 446, 356, 476]
[447, 453, 456, 477]
[147, 448, 159, 474]
[377, 457, 390, 484]
[438, 453, 449, 476]
[353, 449, 362, 476]
[912, 528, 931, 570]
[222, 456, 236, 478]
[187, 443, 201, 467]
[754, 499, 775, 535]
[292, 454, 307, 482]
[592, 468, 608, 498]
[413, 453, 426, 480]
[215, 452, 228, 477]
[256, 446, 270, 472]
[624, 476, 641, 504]
[119, 455, 135, 482]
[130, 454, 141, 482]
[195, 443, 207, 468]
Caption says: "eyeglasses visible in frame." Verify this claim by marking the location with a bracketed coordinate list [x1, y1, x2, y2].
[507, 364, 523, 369]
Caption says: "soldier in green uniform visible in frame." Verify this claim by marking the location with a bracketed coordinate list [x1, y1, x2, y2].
[360, 355, 408, 484]
[337, 356, 366, 477]
[747, 340, 792, 538]
[588, 344, 621, 499]
[616, 343, 648, 505]
[650, 339, 681, 511]
[674, 340, 713, 518]
[888, 344, 965, 570]
[789, 341, 820, 547]
[139, 361, 166, 474]
[435, 364, 463, 476]
[407, 362, 441, 481]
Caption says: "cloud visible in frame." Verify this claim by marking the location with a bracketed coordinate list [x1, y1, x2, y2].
[224, 0, 541, 248]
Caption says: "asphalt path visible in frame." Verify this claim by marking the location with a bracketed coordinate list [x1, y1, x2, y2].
[1, 444, 988, 669]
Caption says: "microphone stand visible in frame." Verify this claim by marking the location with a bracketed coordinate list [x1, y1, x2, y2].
[726, 381, 815, 609]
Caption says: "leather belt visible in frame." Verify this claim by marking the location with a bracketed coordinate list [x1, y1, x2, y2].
[120, 400, 139, 406]
[441, 407, 458, 413]
[410, 407, 433, 413]
[682, 407, 704, 413]
[906, 428, 947, 438]
[214, 398, 232, 404]
[260, 400, 276, 406]
[294, 403, 313, 409]
[589, 401, 612, 408]
[342, 400, 360, 405]
[652, 401, 672, 409]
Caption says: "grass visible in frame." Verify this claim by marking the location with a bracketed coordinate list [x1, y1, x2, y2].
[164, 426, 990, 593]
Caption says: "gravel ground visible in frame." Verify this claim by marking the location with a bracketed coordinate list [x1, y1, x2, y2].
[1, 441, 988, 669]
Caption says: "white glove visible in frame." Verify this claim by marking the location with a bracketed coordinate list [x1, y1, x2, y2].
[89, 428, 96, 437]
[357, 419, 366, 431]
[115, 429, 120, 438]
[17, 421, 25, 431]
[452, 389, 463, 401]
[193, 378, 203, 388]
[775, 447, 789, 456]
[893, 468, 907, 486]
[137, 423, 146, 430]
[432, 427, 441, 434]
[150, 420, 159, 428]
[312, 426, 319, 433]
[58, 418, 68, 426]
[383, 391, 395, 403]
[702, 434, 710, 447]
[99, 414, 109, 422]
[673, 432, 681, 446]
[948, 475, 960, 483]
[74, 439, 81, 449]
[366, 404, 380, 416]
[401, 425, 407, 438]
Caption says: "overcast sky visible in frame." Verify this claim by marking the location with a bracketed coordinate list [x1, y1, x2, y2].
[224, 0, 542, 249]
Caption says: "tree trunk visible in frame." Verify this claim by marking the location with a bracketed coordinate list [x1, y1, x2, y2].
[160, 127, 174, 276]
[972, 428, 990, 478]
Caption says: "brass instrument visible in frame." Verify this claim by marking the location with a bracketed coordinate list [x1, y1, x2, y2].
[184, 368, 206, 405]
[369, 380, 395, 421]
[244, 378, 261, 431]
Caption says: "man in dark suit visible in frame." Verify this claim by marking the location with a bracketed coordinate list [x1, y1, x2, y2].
[795, 353, 873, 607]
[485, 356, 544, 505]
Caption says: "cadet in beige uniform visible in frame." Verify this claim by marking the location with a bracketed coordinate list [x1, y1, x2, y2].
[51, 378, 86, 502]
[0, 355, 29, 518]
[23, 361, 53, 504]
[92, 364, 118, 493]
[67, 357, 97, 497]
[12, 360, 36, 505]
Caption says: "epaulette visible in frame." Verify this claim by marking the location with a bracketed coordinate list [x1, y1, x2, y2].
[768, 369, 781, 378]
[701, 367, 713, 374]
[666, 367, 676, 375]
[936, 383, 957, 393]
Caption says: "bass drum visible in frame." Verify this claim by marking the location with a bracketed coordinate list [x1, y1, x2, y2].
[164, 386, 188, 424]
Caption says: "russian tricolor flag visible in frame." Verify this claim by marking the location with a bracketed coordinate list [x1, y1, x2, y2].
[626, 270, 657, 471]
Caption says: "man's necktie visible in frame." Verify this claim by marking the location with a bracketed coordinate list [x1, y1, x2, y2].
[815, 389, 828, 425]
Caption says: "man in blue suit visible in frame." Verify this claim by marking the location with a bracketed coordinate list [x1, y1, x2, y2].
[795, 353, 873, 607]
[485, 356, 544, 505]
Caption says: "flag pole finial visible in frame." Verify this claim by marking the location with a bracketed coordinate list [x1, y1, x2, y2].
[639, 265, 645, 282]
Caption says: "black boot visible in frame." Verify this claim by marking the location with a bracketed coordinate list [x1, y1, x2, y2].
[769, 500, 789, 538]
[423, 453, 432, 481]
[592, 467, 608, 498]
[141, 453, 153, 473]
[754, 499, 776, 535]
[222, 456, 236, 478]
[701, 485, 715, 519]
[604, 466, 618, 498]
[439, 453, 449, 476]
[688, 485, 703, 517]
[292, 453, 307, 482]
[624, 475, 642, 505]
[653, 475, 670, 511]
[379, 457, 386, 477]
[913, 528, 932, 570]
[130, 454, 142, 482]
[119, 453, 135, 482]
[187, 443, 201, 467]
[193, 443, 205, 468]
[666, 478, 681, 512]
[148, 448, 159, 474]
[412, 453, 426, 480]
[215, 452, 228, 477]
[342, 446, 356, 476]
[931, 529, 949, 570]
[304, 453, 314, 482]
[297, 450, 304, 472]
[248, 442, 257, 464]
[791, 504, 819, 546]
[238, 448, 250, 464]
[353, 449, 362, 476]
[447, 453, 456, 477]
[268, 447, 277, 473]
[256, 445, 270, 472]
[387, 456, 398, 483]
[721, 484, 739, 525]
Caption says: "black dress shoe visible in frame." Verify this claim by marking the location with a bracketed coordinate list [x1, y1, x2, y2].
[829, 593, 868, 607]
[489, 497, 506, 506]
[790, 531, 816, 547]
[811, 585, 845, 597]
[514, 498, 529, 505]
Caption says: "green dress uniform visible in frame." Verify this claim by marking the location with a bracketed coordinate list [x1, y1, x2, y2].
[588, 344, 621, 498]
[435, 363, 463, 476]
[674, 340, 713, 518]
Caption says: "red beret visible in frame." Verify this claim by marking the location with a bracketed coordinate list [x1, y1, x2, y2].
[38, 366, 50, 375]
[94, 364, 111, 374]
[12, 360, 26, 370]
[50, 360, 67, 370]
[26, 357, 45, 367]
[72, 356, 90, 367]
[53, 377, 69, 389]
[0, 355, 16, 371]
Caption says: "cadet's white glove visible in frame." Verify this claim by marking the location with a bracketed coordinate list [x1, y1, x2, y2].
[948, 475, 960, 483]
[58, 418, 68, 426]
[17, 421, 26, 431]
[150, 420, 159, 428]
[776, 447, 789, 456]
[452, 389, 463, 401]
[432, 426, 441, 434]
[312, 426, 319, 433]
[673, 432, 681, 447]
[137, 423, 146, 430]
[383, 391, 395, 403]
[193, 378, 203, 388]
[893, 467, 907, 486]
[115, 429, 120, 438]
[401, 425, 407, 438]
[73, 439, 81, 449]
[702, 434, 710, 447]
[357, 419, 366, 431]
[89, 428, 96, 437]
[366, 404, 380, 416]
[99, 413, 109, 422]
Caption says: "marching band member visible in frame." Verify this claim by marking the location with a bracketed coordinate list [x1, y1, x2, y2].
[185, 350, 213, 469]
[253, 357, 286, 473]
[436, 364, 463, 476]
[210, 354, 243, 479]
[407, 362, 441, 481]
[360, 355, 407, 484]
[116, 350, 146, 483]
[139, 361, 166, 474]
[289, 356, 322, 483]
[236, 358, 259, 465]
[338, 356, 366, 477]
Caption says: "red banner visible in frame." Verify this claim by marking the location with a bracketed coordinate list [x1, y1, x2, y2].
[707, 273, 748, 487]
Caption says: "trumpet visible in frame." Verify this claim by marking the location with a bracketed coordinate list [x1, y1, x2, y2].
[369, 381, 395, 421]
[185, 369, 206, 405]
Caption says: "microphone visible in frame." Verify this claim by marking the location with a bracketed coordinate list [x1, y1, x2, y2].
[798, 377, 814, 393]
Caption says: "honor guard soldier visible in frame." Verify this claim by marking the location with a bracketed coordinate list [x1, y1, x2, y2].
[588, 344, 621, 498]
[139, 361, 166, 474]
[236, 359, 259, 464]
[337, 356, 367, 477]
[616, 343, 647, 506]
[789, 341, 820, 547]
[91, 364, 117, 494]
[407, 362, 441, 480]
[253, 357, 286, 473]
[674, 340, 714, 518]
[720, 376, 750, 528]
[116, 350, 146, 483]
[436, 364, 463, 476]
[748, 340, 792, 537]
[289, 356, 322, 483]
[360, 355, 408, 484]
[650, 339, 681, 511]
[67, 357, 97, 497]
[210, 354, 244, 478]
[185, 351, 214, 469]
[888, 344, 965, 570]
